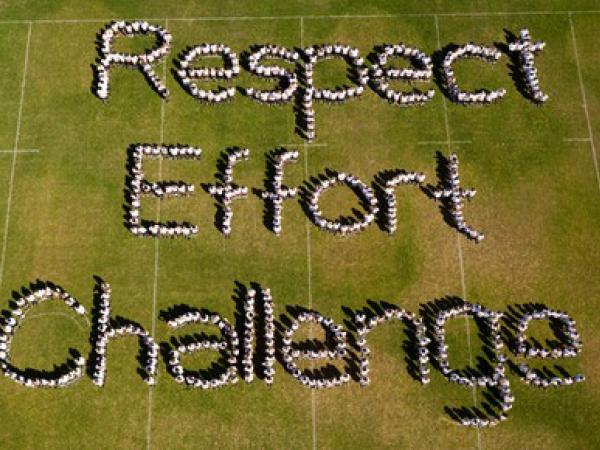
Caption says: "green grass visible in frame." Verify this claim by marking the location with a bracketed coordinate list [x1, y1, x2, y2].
[0, 2, 599, 449]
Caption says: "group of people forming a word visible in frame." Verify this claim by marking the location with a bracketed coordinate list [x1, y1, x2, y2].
[125, 145, 486, 242]
[93, 21, 549, 141]
[0, 279, 585, 430]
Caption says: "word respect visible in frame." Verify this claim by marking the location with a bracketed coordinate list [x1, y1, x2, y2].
[93, 21, 548, 140]
[0, 280, 585, 429]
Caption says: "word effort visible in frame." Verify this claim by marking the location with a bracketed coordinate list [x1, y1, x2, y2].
[0, 280, 584, 430]
[93, 21, 547, 140]
[125, 146, 485, 242]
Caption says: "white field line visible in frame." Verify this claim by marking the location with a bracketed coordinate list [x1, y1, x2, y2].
[301, 16, 317, 450]
[146, 19, 168, 450]
[304, 141, 317, 450]
[280, 144, 328, 150]
[1, 10, 600, 24]
[27, 311, 91, 329]
[434, 15, 480, 448]
[568, 13, 600, 194]
[0, 22, 32, 295]
[455, 234, 475, 404]
[300, 16, 304, 51]
[563, 137, 591, 142]
[417, 140, 471, 145]
[434, 16, 452, 144]
[0, 149, 39, 153]
[280, 142, 328, 148]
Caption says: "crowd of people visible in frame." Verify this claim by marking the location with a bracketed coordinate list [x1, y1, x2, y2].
[241, 289, 256, 383]
[166, 308, 239, 389]
[206, 148, 250, 236]
[431, 302, 514, 427]
[126, 144, 201, 238]
[175, 44, 240, 103]
[354, 307, 431, 386]
[514, 308, 583, 358]
[261, 288, 276, 386]
[442, 43, 506, 105]
[94, 21, 171, 100]
[281, 311, 350, 389]
[432, 303, 504, 388]
[306, 172, 378, 236]
[517, 363, 585, 388]
[90, 281, 159, 386]
[0, 284, 87, 388]
[370, 44, 436, 106]
[301, 45, 369, 141]
[512, 307, 585, 388]
[0, 276, 586, 428]
[122, 146, 487, 241]
[245, 45, 299, 104]
[261, 150, 299, 236]
[432, 152, 484, 242]
[509, 28, 548, 103]
[380, 170, 426, 234]
[122, 146, 487, 242]
[93, 20, 551, 145]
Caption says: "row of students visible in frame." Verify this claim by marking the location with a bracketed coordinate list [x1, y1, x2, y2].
[509, 28, 548, 103]
[90, 282, 159, 386]
[241, 290, 256, 383]
[126, 144, 201, 238]
[431, 302, 514, 428]
[432, 152, 484, 242]
[354, 307, 431, 386]
[432, 302, 504, 388]
[166, 308, 239, 389]
[380, 170, 426, 234]
[306, 172, 378, 236]
[206, 148, 250, 237]
[0, 284, 87, 388]
[262, 289, 276, 386]
[370, 44, 435, 106]
[95, 21, 172, 100]
[442, 43, 506, 105]
[281, 311, 350, 389]
[517, 363, 585, 388]
[175, 44, 239, 103]
[301, 45, 369, 141]
[245, 45, 299, 104]
[514, 308, 583, 358]
[261, 150, 299, 236]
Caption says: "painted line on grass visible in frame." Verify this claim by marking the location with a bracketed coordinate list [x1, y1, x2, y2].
[456, 233, 476, 406]
[434, 16, 452, 145]
[146, 19, 169, 450]
[0, 149, 39, 154]
[434, 14, 481, 449]
[417, 140, 471, 145]
[563, 137, 591, 143]
[568, 13, 600, 195]
[0, 22, 32, 296]
[2, 10, 600, 24]
[283, 143, 328, 150]
[303, 140, 318, 450]
[300, 17, 318, 450]
[27, 311, 91, 329]
[280, 143, 328, 148]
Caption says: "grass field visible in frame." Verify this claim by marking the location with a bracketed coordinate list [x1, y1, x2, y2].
[0, 1, 599, 448]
